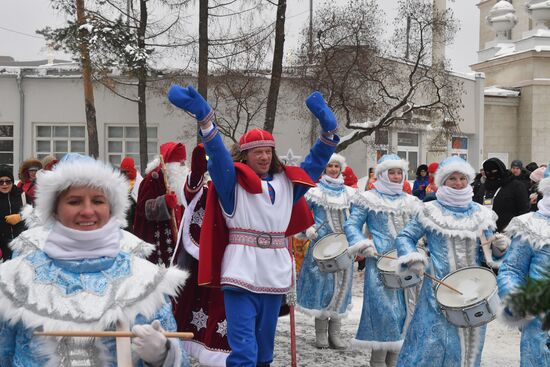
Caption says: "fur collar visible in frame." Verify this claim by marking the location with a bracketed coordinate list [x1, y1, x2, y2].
[351, 190, 422, 215]
[417, 201, 497, 239]
[0, 250, 187, 332]
[305, 183, 356, 210]
[506, 212, 550, 250]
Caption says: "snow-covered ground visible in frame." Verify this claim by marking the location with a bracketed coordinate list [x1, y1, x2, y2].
[191, 268, 522, 366]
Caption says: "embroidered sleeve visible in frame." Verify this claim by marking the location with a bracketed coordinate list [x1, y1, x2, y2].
[343, 203, 369, 246]
[497, 239, 534, 299]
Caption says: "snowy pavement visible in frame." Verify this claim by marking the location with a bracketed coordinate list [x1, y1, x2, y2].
[191, 268, 522, 366]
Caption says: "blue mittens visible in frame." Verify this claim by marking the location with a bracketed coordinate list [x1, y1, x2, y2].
[305, 91, 337, 133]
[168, 84, 212, 122]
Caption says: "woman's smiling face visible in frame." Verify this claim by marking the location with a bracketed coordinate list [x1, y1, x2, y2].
[55, 186, 110, 231]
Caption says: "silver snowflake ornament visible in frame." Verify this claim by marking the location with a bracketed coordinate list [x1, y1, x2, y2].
[191, 308, 208, 331]
[280, 149, 302, 167]
[191, 207, 205, 226]
[216, 319, 227, 337]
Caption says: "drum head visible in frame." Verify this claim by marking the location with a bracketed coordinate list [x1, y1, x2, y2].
[313, 233, 348, 260]
[377, 248, 426, 272]
[436, 267, 497, 308]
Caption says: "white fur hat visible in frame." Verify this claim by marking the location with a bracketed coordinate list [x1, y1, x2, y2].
[538, 165, 550, 195]
[35, 153, 130, 226]
[434, 156, 476, 187]
[328, 153, 347, 170]
[374, 154, 408, 178]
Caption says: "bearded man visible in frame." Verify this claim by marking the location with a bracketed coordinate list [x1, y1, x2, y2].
[133, 142, 188, 266]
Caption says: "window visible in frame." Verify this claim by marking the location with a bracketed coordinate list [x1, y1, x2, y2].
[0, 125, 14, 166]
[375, 129, 389, 145]
[35, 124, 86, 160]
[451, 136, 468, 161]
[106, 125, 158, 170]
[397, 132, 419, 147]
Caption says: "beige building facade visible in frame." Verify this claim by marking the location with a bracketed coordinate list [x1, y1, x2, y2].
[473, 0, 550, 167]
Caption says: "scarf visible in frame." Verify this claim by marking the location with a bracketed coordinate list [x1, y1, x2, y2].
[43, 218, 121, 260]
[436, 185, 473, 208]
[537, 195, 550, 217]
[373, 170, 403, 196]
[320, 174, 344, 188]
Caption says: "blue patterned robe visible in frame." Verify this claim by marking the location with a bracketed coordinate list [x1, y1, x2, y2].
[344, 189, 421, 351]
[0, 235, 189, 367]
[394, 201, 496, 367]
[296, 177, 356, 318]
[497, 212, 550, 367]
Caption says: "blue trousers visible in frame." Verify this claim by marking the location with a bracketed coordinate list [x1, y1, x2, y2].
[223, 288, 283, 367]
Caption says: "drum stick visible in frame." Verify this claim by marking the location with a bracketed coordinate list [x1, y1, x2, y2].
[34, 331, 194, 339]
[423, 273, 463, 295]
[374, 253, 463, 296]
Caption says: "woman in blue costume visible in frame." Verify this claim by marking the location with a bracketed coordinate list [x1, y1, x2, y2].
[497, 164, 550, 367]
[394, 156, 497, 367]
[297, 153, 357, 349]
[344, 154, 421, 367]
[0, 154, 190, 367]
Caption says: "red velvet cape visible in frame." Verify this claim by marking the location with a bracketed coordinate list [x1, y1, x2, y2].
[198, 163, 315, 287]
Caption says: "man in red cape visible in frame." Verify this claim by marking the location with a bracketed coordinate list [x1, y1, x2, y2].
[133, 142, 187, 266]
[172, 144, 231, 366]
[168, 84, 339, 367]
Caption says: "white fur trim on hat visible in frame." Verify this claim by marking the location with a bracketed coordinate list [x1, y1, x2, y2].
[434, 157, 476, 188]
[374, 158, 408, 178]
[539, 177, 550, 195]
[35, 156, 130, 226]
[328, 153, 347, 170]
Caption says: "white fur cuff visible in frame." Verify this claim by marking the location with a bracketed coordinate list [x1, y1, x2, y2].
[396, 251, 428, 274]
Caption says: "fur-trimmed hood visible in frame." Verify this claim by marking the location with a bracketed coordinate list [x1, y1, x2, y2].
[34, 154, 129, 226]
[18, 158, 42, 181]
[375, 154, 408, 178]
[434, 156, 475, 188]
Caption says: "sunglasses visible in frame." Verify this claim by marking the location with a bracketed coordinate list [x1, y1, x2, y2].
[0, 180, 12, 186]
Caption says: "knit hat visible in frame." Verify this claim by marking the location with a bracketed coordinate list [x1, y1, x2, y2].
[434, 156, 475, 188]
[0, 165, 14, 182]
[374, 154, 408, 178]
[511, 159, 523, 169]
[416, 164, 428, 176]
[160, 142, 187, 163]
[239, 129, 276, 151]
[328, 153, 347, 170]
[538, 165, 550, 195]
[120, 157, 137, 180]
[342, 166, 358, 187]
[525, 162, 538, 173]
[35, 153, 129, 226]
[530, 166, 546, 183]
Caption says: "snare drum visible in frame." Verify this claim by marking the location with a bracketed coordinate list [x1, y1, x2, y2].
[377, 248, 426, 289]
[312, 233, 353, 273]
[435, 266, 499, 328]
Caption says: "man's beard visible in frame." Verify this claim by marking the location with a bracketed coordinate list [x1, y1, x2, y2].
[166, 162, 189, 205]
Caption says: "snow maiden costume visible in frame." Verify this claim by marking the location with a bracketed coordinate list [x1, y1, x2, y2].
[497, 164, 550, 367]
[343, 154, 421, 367]
[394, 156, 497, 367]
[0, 154, 190, 367]
[297, 153, 356, 349]
[167, 85, 338, 367]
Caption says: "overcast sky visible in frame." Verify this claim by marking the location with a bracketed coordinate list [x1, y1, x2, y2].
[0, 0, 480, 73]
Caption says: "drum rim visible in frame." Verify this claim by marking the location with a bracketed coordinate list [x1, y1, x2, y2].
[312, 232, 348, 260]
[435, 266, 497, 309]
[376, 247, 427, 271]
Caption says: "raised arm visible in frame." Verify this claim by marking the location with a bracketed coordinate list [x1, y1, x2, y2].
[294, 92, 339, 202]
[168, 85, 236, 214]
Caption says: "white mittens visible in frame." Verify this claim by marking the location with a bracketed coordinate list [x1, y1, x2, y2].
[491, 233, 511, 258]
[305, 226, 318, 241]
[132, 320, 168, 366]
[407, 260, 426, 276]
[350, 239, 376, 257]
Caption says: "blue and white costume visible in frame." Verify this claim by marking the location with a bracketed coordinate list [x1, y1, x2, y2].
[394, 156, 497, 367]
[0, 154, 189, 367]
[297, 154, 356, 349]
[497, 165, 550, 367]
[344, 154, 420, 366]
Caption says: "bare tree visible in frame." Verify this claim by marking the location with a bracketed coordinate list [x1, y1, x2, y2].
[263, 0, 286, 133]
[40, 0, 192, 172]
[291, 0, 463, 153]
